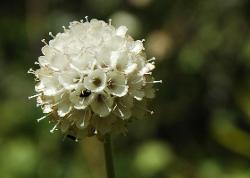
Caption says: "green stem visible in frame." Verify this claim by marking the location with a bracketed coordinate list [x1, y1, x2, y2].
[104, 134, 116, 178]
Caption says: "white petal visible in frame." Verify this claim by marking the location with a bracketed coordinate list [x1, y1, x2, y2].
[70, 53, 96, 73]
[42, 104, 53, 113]
[49, 53, 69, 71]
[91, 93, 113, 117]
[75, 109, 92, 129]
[41, 45, 50, 55]
[91, 115, 117, 135]
[38, 56, 49, 67]
[40, 76, 63, 96]
[113, 96, 133, 119]
[131, 90, 145, 100]
[110, 51, 128, 70]
[60, 119, 71, 133]
[129, 40, 144, 54]
[58, 70, 80, 90]
[124, 63, 137, 74]
[49, 33, 71, 52]
[35, 82, 45, 92]
[57, 99, 72, 117]
[84, 69, 107, 93]
[96, 47, 113, 70]
[139, 63, 155, 76]
[127, 74, 145, 100]
[116, 26, 128, 37]
[107, 71, 128, 97]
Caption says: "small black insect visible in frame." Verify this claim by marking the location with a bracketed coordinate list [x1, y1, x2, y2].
[80, 89, 91, 98]
[67, 134, 76, 141]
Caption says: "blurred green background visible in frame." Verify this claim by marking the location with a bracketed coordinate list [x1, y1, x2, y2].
[1, 0, 250, 178]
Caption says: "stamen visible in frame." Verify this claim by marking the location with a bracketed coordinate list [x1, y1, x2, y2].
[37, 113, 52, 122]
[118, 101, 127, 108]
[80, 19, 84, 23]
[85, 16, 89, 22]
[146, 80, 162, 84]
[66, 114, 72, 119]
[79, 111, 87, 127]
[79, 97, 86, 104]
[50, 121, 60, 133]
[117, 106, 124, 117]
[62, 26, 66, 31]
[37, 115, 47, 122]
[27, 68, 35, 74]
[49, 32, 55, 38]
[109, 19, 112, 25]
[113, 104, 118, 111]
[147, 57, 156, 62]
[132, 78, 144, 84]
[102, 95, 112, 112]
[141, 39, 145, 42]
[137, 106, 154, 115]
[28, 93, 42, 99]
[41, 39, 48, 45]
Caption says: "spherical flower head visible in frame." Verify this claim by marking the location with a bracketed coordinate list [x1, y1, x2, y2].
[28, 18, 161, 141]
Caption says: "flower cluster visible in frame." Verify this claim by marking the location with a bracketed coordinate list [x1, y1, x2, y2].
[29, 18, 161, 140]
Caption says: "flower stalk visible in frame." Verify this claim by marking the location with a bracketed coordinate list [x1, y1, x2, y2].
[104, 134, 116, 178]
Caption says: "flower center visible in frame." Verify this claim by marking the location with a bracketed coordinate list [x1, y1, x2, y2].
[96, 94, 103, 103]
[93, 78, 102, 87]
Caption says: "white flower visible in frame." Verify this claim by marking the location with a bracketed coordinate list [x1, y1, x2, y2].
[91, 92, 113, 117]
[106, 71, 128, 97]
[83, 69, 107, 93]
[69, 84, 95, 109]
[29, 18, 160, 140]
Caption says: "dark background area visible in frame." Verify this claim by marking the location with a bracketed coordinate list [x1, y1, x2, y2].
[1, 0, 250, 178]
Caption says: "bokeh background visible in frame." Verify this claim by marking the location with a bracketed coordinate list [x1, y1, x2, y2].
[1, 0, 250, 178]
